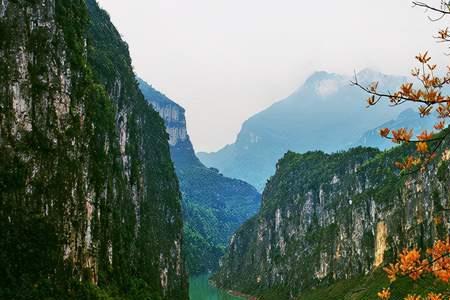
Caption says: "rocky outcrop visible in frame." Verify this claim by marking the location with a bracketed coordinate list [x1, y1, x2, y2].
[213, 143, 450, 299]
[0, 1, 188, 299]
[151, 100, 187, 146]
[139, 78, 261, 275]
[139, 79, 200, 167]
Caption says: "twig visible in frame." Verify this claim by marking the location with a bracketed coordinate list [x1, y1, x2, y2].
[413, 1, 450, 16]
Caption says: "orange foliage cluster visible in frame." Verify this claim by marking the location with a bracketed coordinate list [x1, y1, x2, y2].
[399, 248, 428, 280]
[378, 288, 392, 300]
[401, 293, 444, 300]
[370, 3, 450, 300]
[416, 142, 429, 154]
[378, 239, 450, 300]
[369, 50, 450, 114]
[391, 128, 414, 144]
[362, 48, 450, 171]
[427, 239, 450, 282]
[405, 295, 422, 300]
[394, 156, 422, 170]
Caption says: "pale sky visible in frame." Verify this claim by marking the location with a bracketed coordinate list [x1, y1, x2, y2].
[96, 0, 448, 152]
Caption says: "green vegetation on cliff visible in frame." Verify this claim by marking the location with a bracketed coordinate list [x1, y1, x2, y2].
[0, 1, 188, 299]
[213, 138, 449, 299]
[297, 270, 449, 300]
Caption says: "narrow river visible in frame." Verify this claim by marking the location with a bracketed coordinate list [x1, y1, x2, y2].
[189, 274, 244, 300]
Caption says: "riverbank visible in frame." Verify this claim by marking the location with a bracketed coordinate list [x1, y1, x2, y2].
[223, 289, 258, 300]
[190, 274, 247, 300]
[207, 278, 258, 300]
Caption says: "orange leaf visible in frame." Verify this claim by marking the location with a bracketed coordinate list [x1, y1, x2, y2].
[379, 128, 390, 138]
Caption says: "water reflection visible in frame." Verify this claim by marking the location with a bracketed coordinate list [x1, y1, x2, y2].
[189, 274, 244, 300]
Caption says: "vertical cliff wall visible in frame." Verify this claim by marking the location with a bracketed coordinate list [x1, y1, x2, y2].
[0, 1, 188, 298]
[213, 143, 450, 299]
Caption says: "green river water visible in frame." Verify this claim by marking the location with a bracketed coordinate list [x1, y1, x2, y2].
[189, 274, 244, 300]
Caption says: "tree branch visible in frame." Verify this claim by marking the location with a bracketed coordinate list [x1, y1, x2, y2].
[351, 80, 450, 106]
[413, 1, 450, 16]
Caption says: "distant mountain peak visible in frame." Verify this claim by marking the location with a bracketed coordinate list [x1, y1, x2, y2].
[356, 67, 384, 77]
[294, 71, 348, 97]
[355, 68, 406, 87]
[303, 70, 346, 85]
[315, 78, 344, 97]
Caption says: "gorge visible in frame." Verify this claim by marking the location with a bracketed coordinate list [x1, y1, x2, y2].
[0, 1, 449, 300]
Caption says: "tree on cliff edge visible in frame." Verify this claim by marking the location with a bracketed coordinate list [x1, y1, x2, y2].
[354, 1, 450, 173]
[354, 1, 450, 299]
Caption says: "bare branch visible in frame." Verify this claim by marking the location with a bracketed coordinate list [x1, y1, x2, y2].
[351, 80, 450, 106]
[413, 1, 450, 16]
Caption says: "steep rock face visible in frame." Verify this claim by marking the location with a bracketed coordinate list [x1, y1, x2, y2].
[198, 70, 408, 191]
[138, 79, 198, 166]
[139, 79, 261, 275]
[0, 1, 187, 299]
[213, 144, 450, 299]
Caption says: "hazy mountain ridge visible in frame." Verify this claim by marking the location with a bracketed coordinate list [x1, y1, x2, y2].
[198, 69, 409, 191]
[138, 78, 261, 275]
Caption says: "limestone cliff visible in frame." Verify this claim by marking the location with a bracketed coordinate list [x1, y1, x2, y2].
[0, 1, 188, 298]
[213, 142, 450, 299]
[138, 79, 199, 166]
